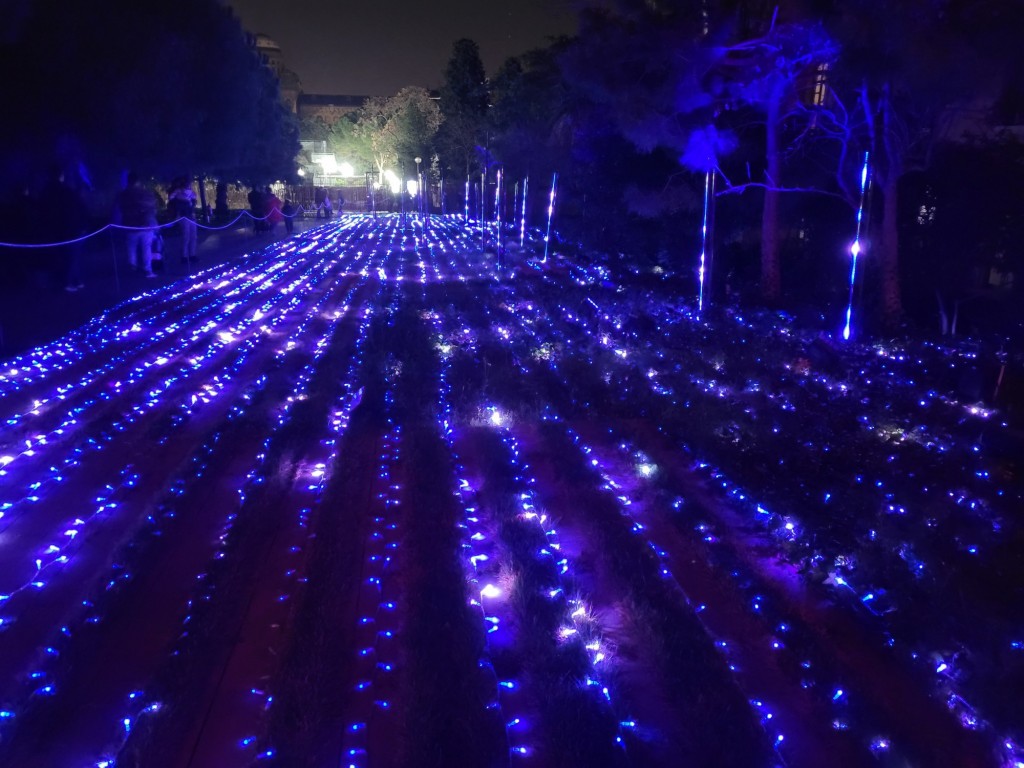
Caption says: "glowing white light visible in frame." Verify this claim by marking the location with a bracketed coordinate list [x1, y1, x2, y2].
[314, 154, 339, 175]
[407, 179, 419, 197]
[383, 170, 401, 195]
[490, 409, 503, 427]
[339, 162, 355, 178]
[480, 584, 502, 599]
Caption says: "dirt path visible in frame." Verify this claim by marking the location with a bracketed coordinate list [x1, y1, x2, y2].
[514, 421, 771, 768]
[569, 420, 869, 768]
[0, 277, 368, 768]
[618, 419, 995, 768]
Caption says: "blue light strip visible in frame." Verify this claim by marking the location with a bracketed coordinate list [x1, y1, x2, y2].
[843, 153, 870, 341]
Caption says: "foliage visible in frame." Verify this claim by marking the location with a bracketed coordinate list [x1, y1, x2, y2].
[325, 113, 376, 174]
[0, 0, 298, 193]
[354, 87, 442, 180]
[902, 137, 1024, 334]
[436, 39, 490, 177]
[815, 0, 1024, 327]
[489, 42, 572, 181]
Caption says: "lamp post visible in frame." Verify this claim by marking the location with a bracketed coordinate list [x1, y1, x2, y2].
[365, 169, 376, 218]
[414, 156, 423, 218]
[400, 160, 406, 225]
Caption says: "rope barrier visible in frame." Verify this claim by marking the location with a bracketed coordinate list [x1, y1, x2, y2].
[0, 203, 322, 249]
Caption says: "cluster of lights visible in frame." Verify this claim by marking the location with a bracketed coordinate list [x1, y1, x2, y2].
[0, 213, 1018, 766]
[505, 236, 1018, 761]
[0, 219, 381, 762]
[99, 256, 375, 765]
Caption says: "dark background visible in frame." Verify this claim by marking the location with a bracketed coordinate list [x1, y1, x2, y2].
[228, 0, 576, 94]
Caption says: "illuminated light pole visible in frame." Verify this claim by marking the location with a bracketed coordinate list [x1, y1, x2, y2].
[414, 156, 423, 218]
[698, 170, 714, 313]
[494, 168, 503, 243]
[512, 181, 519, 238]
[520, 176, 529, 249]
[843, 152, 870, 341]
[542, 172, 558, 264]
[464, 176, 470, 222]
[440, 176, 446, 216]
[400, 160, 407, 226]
[365, 170, 376, 218]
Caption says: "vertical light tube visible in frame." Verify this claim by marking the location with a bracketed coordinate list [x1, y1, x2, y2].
[520, 176, 529, 249]
[543, 172, 558, 263]
[698, 170, 711, 313]
[495, 169, 503, 241]
[843, 152, 870, 341]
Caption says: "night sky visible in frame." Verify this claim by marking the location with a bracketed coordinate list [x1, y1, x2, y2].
[227, 0, 577, 96]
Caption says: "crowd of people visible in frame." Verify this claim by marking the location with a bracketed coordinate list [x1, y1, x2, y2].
[0, 175, 354, 296]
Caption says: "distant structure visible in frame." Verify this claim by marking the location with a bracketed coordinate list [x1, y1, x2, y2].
[247, 32, 374, 191]
[253, 33, 305, 114]
[251, 33, 368, 122]
[297, 94, 368, 124]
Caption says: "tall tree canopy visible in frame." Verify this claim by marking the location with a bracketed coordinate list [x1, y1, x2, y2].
[0, 0, 298, 192]
[436, 39, 490, 178]
[564, 0, 839, 302]
[817, 0, 1024, 328]
[354, 87, 442, 182]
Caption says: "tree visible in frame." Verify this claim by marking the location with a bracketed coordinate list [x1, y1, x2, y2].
[354, 87, 442, 181]
[822, 0, 1024, 329]
[325, 114, 375, 174]
[436, 39, 490, 178]
[712, 12, 838, 301]
[0, 0, 298, 193]
[564, 0, 839, 302]
[489, 41, 573, 181]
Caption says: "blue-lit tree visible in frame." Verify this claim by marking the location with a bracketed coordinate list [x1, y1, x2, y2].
[563, 0, 839, 302]
[820, 0, 1024, 330]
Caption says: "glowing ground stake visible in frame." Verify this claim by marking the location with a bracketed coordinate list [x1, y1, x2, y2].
[543, 173, 558, 264]
[519, 176, 529, 249]
[844, 153, 870, 341]
[698, 170, 713, 313]
[495, 169, 503, 242]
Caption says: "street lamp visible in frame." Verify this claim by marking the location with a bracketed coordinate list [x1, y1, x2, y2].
[365, 169, 377, 217]
[400, 160, 406, 223]
[414, 156, 423, 217]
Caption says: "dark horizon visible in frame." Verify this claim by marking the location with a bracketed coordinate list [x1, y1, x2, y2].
[227, 0, 576, 96]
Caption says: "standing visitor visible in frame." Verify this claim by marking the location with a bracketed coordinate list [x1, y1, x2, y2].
[265, 186, 283, 234]
[43, 167, 87, 292]
[116, 173, 160, 278]
[168, 177, 198, 263]
[248, 186, 266, 232]
[282, 199, 296, 235]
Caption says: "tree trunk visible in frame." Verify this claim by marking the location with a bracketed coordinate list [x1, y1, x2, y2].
[215, 182, 228, 218]
[880, 172, 902, 330]
[761, 98, 782, 303]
